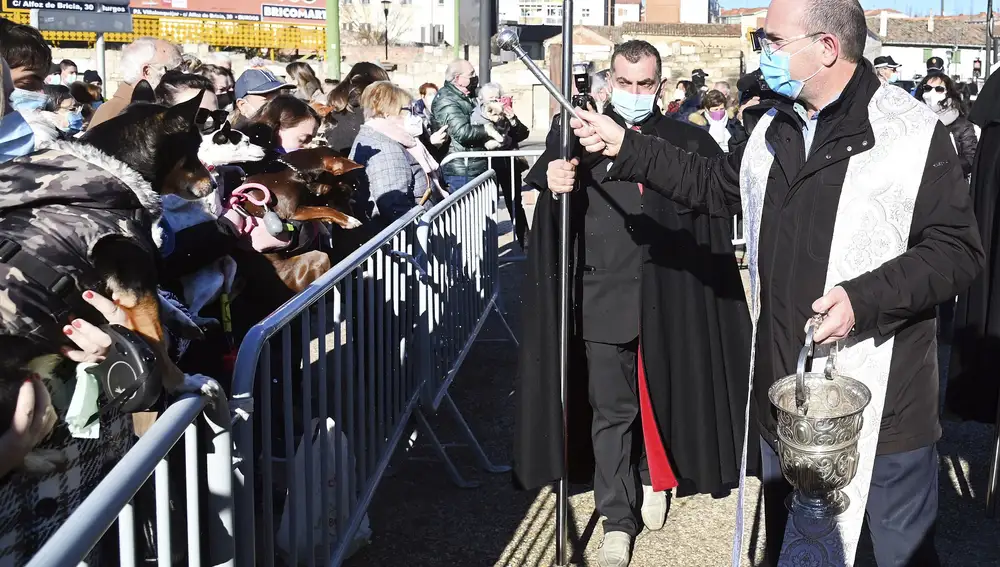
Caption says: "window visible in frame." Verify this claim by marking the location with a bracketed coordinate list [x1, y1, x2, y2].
[923, 48, 933, 61]
[953, 49, 961, 64]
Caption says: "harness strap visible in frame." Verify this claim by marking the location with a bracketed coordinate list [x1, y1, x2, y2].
[0, 237, 79, 313]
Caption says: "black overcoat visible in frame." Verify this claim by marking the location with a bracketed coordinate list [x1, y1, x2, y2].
[512, 107, 755, 495]
[949, 71, 1000, 423]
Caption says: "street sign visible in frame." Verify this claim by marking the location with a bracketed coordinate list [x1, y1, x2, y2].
[28, 0, 132, 33]
[36, 9, 132, 32]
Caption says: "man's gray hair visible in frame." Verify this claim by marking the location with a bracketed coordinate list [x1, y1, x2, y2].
[591, 69, 610, 95]
[801, 0, 867, 62]
[120, 37, 180, 84]
[445, 60, 468, 82]
[478, 82, 503, 101]
[611, 40, 662, 81]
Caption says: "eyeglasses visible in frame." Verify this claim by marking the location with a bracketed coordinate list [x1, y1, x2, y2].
[920, 85, 947, 93]
[754, 28, 825, 57]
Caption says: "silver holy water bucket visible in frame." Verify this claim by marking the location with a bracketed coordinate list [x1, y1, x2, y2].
[767, 317, 872, 518]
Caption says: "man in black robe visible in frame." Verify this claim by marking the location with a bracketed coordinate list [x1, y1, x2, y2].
[949, 69, 1000, 424]
[512, 40, 753, 567]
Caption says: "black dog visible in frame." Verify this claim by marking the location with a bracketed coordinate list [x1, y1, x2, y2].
[0, 82, 216, 454]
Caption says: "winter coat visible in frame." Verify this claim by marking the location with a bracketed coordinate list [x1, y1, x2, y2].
[946, 114, 978, 177]
[0, 140, 162, 347]
[324, 104, 366, 156]
[430, 82, 494, 178]
[349, 124, 429, 222]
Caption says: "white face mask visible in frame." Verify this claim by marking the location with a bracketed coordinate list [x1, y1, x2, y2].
[922, 90, 947, 109]
[403, 115, 424, 137]
[671, 88, 686, 101]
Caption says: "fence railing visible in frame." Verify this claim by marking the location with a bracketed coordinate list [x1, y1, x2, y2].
[441, 150, 543, 261]
[231, 172, 512, 566]
[26, 393, 234, 567]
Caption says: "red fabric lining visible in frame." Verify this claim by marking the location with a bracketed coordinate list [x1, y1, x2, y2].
[638, 344, 677, 490]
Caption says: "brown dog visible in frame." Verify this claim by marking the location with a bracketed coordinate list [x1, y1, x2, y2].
[233, 148, 363, 294]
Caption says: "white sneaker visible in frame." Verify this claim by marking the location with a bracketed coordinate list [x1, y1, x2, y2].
[597, 531, 633, 567]
[640, 484, 668, 531]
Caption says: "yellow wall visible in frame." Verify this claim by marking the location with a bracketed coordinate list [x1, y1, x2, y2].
[0, 11, 324, 50]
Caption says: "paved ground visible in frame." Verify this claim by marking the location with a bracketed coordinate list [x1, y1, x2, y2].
[344, 200, 1000, 567]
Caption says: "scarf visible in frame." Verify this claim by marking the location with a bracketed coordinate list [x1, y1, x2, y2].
[705, 112, 732, 152]
[934, 105, 961, 126]
[366, 117, 441, 176]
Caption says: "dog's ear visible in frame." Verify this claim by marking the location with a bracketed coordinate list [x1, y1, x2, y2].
[131, 80, 156, 104]
[321, 155, 364, 177]
[165, 90, 206, 128]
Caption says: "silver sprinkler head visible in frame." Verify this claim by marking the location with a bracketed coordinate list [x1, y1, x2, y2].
[495, 28, 520, 52]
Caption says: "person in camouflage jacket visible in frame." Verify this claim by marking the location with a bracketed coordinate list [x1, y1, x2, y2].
[0, 138, 161, 565]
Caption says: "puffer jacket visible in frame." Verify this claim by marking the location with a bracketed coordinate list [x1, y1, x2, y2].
[0, 140, 162, 348]
[430, 82, 493, 178]
[947, 114, 978, 177]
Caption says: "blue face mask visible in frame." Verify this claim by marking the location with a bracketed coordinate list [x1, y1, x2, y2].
[0, 111, 36, 163]
[9, 88, 48, 112]
[64, 111, 84, 136]
[610, 88, 657, 125]
[758, 38, 822, 100]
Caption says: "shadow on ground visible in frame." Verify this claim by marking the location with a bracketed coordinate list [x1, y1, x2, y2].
[345, 220, 1000, 567]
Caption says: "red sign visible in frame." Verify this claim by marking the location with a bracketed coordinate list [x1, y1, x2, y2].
[129, 0, 326, 25]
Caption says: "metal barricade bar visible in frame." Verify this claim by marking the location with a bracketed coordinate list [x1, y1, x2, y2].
[231, 206, 426, 567]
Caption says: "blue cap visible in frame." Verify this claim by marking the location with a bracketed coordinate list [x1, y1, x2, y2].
[234, 68, 294, 100]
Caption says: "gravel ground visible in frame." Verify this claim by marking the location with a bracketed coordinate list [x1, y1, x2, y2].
[342, 203, 1000, 567]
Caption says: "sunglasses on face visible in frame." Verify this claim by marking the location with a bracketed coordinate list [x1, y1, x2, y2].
[921, 85, 947, 94]
[196, 108, 236, 136]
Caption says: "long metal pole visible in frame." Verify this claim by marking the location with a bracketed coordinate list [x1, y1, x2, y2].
[385, 8, 390, 61]
[988, 0, 995, 78]
[454, 0, 462, 59]
[96, 32, 107, 100]
[556, 0, 573, 565]
[479, 0, 493, 83]
[326, 0, 340, 80]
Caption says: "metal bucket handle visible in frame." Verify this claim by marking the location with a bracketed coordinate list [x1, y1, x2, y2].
[795, 315, 827, 410]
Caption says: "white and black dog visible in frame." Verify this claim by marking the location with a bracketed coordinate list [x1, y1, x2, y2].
[162, 112, 268, 321]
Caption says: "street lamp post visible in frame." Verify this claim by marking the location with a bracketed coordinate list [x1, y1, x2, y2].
[381, 0, 391, 61]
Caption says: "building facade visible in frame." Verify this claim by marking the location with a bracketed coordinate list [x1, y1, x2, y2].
[869, 15, 989, 81]
[498, 0, 607, 26]
[615, 0, 641, 23]
[644, 0, 715, 24]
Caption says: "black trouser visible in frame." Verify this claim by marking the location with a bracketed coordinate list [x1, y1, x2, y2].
[761, 438, 940, 567]
[586, 338, 650, 538]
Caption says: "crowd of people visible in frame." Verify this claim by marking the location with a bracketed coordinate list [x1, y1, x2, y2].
[0, 14, 541, 563]
[1, 0, 999, 563]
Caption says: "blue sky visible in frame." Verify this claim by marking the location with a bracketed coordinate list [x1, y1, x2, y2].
[721, 0, 990, 15]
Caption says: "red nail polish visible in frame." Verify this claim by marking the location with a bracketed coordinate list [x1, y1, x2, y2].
[63, 327, 73, 335]
[83, 291, 94, 299]
[72, 320, 82, 329]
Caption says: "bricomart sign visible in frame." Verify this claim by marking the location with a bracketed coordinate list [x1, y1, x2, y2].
[260, 4, 324, 20]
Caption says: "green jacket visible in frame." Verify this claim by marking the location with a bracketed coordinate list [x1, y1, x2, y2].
[431, 81, 493, 178]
